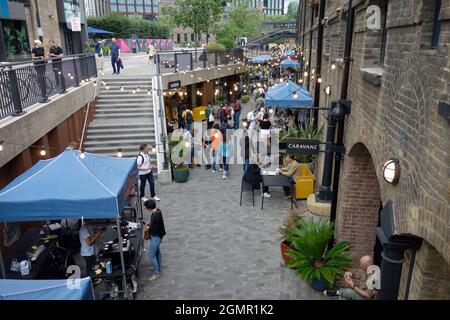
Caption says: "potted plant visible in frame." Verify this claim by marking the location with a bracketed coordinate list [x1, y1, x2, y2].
[279, 209, 303, 265]
[278, 120, 323, 173]
[168, 133, 190, 183]
[287, 217, 352, 292]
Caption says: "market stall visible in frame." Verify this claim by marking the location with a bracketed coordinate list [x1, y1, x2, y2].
[0, 149, 143, 299]
[0, 277, 94, 300]
[264, 80, 313, 108]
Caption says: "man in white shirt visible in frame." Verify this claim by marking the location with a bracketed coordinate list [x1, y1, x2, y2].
[79, 220, 105, 277]
[247, 107, 257, 129]
[137, 144, 160, 201]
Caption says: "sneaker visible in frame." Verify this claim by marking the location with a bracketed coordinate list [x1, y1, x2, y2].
[263, 192, 271, 198]
[149, 274, 160, 281]
[211, 170, 216, 173]
[222, 175, 227, 180]
[153, 196, 160, 201]
[141, 196, 149, 202]
[219, 168, 223, 171]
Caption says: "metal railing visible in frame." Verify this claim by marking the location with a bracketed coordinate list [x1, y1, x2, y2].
[155, 48, 245, 75]
[0, 53, 97, 119]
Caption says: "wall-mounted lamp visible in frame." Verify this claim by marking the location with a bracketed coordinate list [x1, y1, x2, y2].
[382, 158, 400, 184]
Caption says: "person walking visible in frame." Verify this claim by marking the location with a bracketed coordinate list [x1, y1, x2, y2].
[31, 40, 48, 102]
[210, 124, 222, 173]
[110, 38, 121, 75]
[147, 43, 155, 61]
[182, 107, 194, 132]
[137, 144, 160, 201]
[48, 40, 64, 90]
[219, 133, 233, 180]
[94, 39, 104, 72]
[143, 199, 166, 281]
[205, 101, 214, 130]
[247, 106, 257, 129]
[232, 99, 242, 130]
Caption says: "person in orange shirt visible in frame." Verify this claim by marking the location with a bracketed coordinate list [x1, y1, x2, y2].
[210, 123, 222, 173]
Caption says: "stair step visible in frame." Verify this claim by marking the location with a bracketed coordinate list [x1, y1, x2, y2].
[87, 127, 153, 134]
[96, 101, 153, 107]
[98, 90, 153, 95]
[94, 112, 153, 119]
[95, 108, 153, 114]
[84, 145, 157, 153]
[84, 137, 156, 146]
[96, 97, 152, 102]
[86, 133, 155, 142]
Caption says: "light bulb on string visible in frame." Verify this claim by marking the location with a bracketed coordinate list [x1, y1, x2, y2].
[304, 71, 308, 77]
[132, 88, 136, 94]
[242, 121, 248, 128]
[40, 146, 47, 157]
[184, 141, 190, 148]
[117, 149, 123, 158]
[120, 85, 124, 91]
[318, 78, 322, 83]
[148, 89, 152, 95]
[137, 87, 141, 92]
[152, 145, 157, 153]
[331, 63, 336, 70]
[293, 92, 298, 99]
[80, 149, 86, 159]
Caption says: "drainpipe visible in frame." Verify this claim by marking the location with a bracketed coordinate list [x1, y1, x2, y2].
[403, 248, 417, 300]
[306, 5, 314, 91]
[0, 19, 6, 61]
[313, 0, 326, 128]
[329, 0, 354, 229]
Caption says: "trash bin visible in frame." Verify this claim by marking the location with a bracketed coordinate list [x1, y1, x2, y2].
[294, 164, 314, 199]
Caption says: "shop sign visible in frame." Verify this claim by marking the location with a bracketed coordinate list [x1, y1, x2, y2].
[286, 139, 320, 155]
[168, 80, 181, 89]
[71, 17, 81, 32]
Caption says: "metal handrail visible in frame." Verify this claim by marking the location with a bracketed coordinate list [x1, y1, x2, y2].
[0, 53, 95, 70]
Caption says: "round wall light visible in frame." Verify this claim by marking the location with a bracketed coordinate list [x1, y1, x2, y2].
[382, 158, 400, 184]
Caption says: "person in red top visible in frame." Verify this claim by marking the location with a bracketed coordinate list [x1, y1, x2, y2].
[232, 99, 242, 130]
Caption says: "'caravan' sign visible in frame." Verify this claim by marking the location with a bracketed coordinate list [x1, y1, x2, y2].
[286, 139, 320, 155]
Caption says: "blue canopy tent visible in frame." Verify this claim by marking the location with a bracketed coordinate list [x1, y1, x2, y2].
[0, 149, 139, 293]
[280, 59, 300, 69]
[87, 27, 113, 34]
[267, 80, 310, 96]
[0, 277, 94, 300]
[264, 80, 313, 108]
[250, 55, 273, 64]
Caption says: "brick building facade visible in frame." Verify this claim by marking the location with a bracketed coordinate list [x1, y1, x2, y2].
[297, 0, 449, 299]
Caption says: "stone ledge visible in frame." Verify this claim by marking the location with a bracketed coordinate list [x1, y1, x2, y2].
[360, 67, 384, 86]
[306, 193, 331, 217]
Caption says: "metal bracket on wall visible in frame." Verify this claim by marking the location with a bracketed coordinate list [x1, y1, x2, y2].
[338, 99, 352, 114]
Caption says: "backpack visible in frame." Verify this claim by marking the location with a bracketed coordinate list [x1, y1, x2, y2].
[185, 111, 193, 123]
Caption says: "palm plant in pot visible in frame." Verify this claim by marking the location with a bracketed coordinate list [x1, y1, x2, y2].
[168, 132, 190, 183]
[287, 217, 352, 292]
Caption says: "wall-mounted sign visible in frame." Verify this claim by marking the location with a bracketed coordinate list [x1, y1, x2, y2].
[286, 139, 320, 155]
[71, 16, 81, 32]
[168, 80, 181, 89]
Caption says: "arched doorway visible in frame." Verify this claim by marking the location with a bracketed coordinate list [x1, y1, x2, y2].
[335, 142, 382, 263]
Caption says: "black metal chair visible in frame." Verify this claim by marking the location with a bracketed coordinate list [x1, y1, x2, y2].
[240, 176, 255, 207]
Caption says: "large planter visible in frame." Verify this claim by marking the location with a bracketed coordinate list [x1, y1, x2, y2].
[303, 161, 314, 174]
[172, 166, 189, 183]
[280, 240, 294, 265]
[311, 276, 330, 292]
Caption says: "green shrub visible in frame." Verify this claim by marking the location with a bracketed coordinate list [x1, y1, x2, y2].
[101, 45, 110, 56]
[205, 42, 226, 51]
[241, 95, 249, 103]
[216, 37, 235, 49]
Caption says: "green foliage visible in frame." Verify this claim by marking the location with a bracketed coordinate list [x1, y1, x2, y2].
[216, 36, 235, 48]
[279, 209, 304, 244]
[87, 13, 169, 39]
[3, 27, 16, 56]
[265, 15, 293, 22]
[287, 2, 299, 20]
[168, 132, 188, 168]
[83, 46, 96, 53]
[241, 95, 249, 103]
[15, 26, 28, 54]
[205, 42, 225, 50]
[170, 0, 223, 43]
[101, 45, 110, 56]
[279, 121, 324, 163]
[287, 218, 352, 287]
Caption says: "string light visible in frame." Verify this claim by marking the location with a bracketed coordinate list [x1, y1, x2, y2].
[132, 88, 136, 94]
[148, 89, 151, 95]
[242, 121, 248, 127]
[120, 85, 124, 91]
[137, 87, 141, 92]
[0, 141, 3, 151]
[79, 148, 86, 159]
[304, 71, 308, 77]
[117, 149, 123, 158]
[152, 145, 157, 153]
[325, 86, 332, 95]
[106, 85, 110, 90]
[40, 146, 47, 157]
[318, 78, 322, 83]
[184, 141, 190, 148]
[293, 92, 298, 99]
[163, 91, 166, 96]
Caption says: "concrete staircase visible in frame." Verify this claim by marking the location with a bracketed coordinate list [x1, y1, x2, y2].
[84, 77, 157, 168]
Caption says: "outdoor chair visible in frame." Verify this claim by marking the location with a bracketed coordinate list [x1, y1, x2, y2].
[240, 177, 255, 207]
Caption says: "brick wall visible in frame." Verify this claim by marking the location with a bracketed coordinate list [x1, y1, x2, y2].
[335, 143, 381, 261]
[298, 0, 450, 298]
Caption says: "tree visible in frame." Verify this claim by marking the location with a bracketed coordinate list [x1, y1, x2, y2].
[169, 0, 224, 44]
[287, 1, 299, 20]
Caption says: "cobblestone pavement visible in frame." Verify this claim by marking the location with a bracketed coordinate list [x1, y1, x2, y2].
[135, 166, 325, 300]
